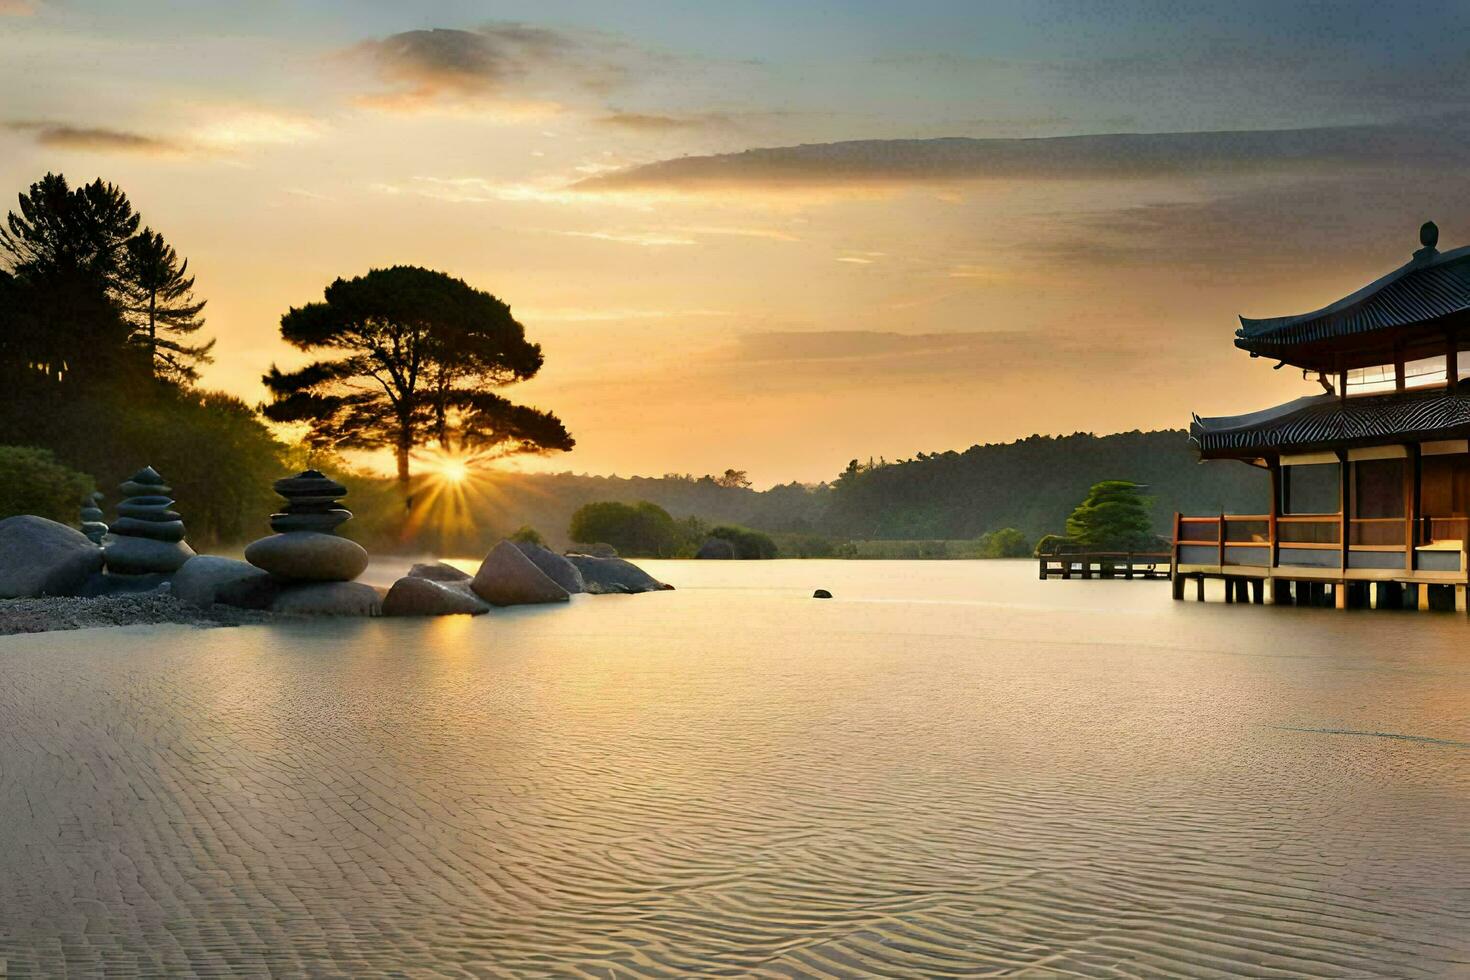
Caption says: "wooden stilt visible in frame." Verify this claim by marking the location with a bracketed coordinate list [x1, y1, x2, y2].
[1195, 575, 1205, 602]
[1224, 578, 1235, 603]
[1250, 579, 1264, 604]
[1457, 585, 1467, 614]
[1171, 573, 1185, 600]
[1335, 583, 1347, 609]
[1418, 585, 1431, 611]
[1266, 578, 1279, 605]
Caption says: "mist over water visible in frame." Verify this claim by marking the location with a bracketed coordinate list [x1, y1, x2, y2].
[1, 560, 1467, 975]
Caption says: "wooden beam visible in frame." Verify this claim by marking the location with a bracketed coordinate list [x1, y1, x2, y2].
[1268, 462, 1280, 570]
[1339, 451, 1349, 572]
[1407, 444, 1420, 573]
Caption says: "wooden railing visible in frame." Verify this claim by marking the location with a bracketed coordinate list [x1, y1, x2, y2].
[1171, 511, 1468, 569]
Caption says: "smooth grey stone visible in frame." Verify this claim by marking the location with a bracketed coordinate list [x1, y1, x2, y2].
[566, 555, 672, 595]
[813, 589, 833, 599]
[81, 521, 109, 544]
[382, 576, 489, 616]
[471, 541, 570, 607]
[696, 538, 737, 560]
[0, 516, 103, 598]
[271, 581, 382, 616]
[514, 541, 586, 594]
[119, 478, 170, 496]
[407, 562, 471, 583]
[104, 536, 195, 575]
[116, 499, 178, 519]
[273, 471, 348, 499]
[273, 494, 344, 509]
[269, 509, 350, 533]
[572, 542, 618, 558]
[110, 517, 186, 542]
[172, 556, 278, 609]
[78, 571, 172, 597]
[245, 531, 369, 582]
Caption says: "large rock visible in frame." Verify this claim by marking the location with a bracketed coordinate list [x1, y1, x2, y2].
[471, 541, 571, 607]
[271, 581, 382, 616]
[407, 561, 471, 583]
[103, 536, 197, 576]
[566, 554, 673, 595]
[383, 576, 490, 616]
[696, 538, 737, 560]
[514, 541, 586, 594]
[245, 531, 369, 582]
[172, 555, 278, 609]
[0, 516, 103, 598]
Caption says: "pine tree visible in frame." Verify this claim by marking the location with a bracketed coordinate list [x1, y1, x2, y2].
[122, 228, 212, 384]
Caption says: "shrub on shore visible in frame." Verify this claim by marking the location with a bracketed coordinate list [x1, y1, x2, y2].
[0, 446, 94, 524]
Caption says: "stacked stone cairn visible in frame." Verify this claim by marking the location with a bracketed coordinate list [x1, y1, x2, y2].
[103, 466, 196, 575]
[79, 491, 108, 545]
[244, 470, 380, 615]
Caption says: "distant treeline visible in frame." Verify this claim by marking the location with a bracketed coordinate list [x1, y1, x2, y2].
[329, 429, 1267, 553]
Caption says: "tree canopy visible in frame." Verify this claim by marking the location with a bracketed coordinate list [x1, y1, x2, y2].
[262, 266, 573, 492]
[1064, 480, 1156, 550]
[122, 228, 212, 384]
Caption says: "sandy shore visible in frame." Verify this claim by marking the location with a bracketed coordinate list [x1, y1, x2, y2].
[0, 594, 275, 635]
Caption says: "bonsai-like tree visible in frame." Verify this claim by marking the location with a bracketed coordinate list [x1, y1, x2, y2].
[1065, 480, 1156, 550]
[122, 228, 212, 384]
[262, 266, 573, 498]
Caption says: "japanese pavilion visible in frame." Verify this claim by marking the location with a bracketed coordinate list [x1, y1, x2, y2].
[1174, 221, 1470, 610]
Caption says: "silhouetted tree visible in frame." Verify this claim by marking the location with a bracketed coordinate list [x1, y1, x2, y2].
[262, 266, 573, 498]
[122, 228, 212, 384]
[714, 468, 752, 489]
[0, 172, 137, 282]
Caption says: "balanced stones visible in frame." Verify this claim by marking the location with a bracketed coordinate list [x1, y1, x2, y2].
[245, 470, 370, 584]
[79, 491, 108, 545]
[102, 466, 196, 575]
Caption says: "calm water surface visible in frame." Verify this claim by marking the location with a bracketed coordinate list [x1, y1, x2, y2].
[1, 560, 1467, 977]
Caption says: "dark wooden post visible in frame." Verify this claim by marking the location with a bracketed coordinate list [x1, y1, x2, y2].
[1447, 329, 1458, 390]
[1268, 461, 1280, 570]
[1217, 512, 1226, 569]
[1339, 451, 1350, 573]
[1395, 345, 1406, 392]
[1406, 445, 1420, 573]
[1338, 368, 1348, 402]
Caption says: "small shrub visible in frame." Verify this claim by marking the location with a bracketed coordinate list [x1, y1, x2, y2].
[0, 445, 95, 524]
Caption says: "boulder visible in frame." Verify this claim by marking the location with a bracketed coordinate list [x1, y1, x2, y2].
[383, 576, 490, 616]
[471, 541, 571, 607]
[566, 554, 673, 595]
[0, 516, 104, 598]
[813, 589, 833, 599]
[245, 531, 369, 582]
[514, 541, 586, 594]
[407, 561, 471, 583]
[696, 538, 737, 560]
[271, 581, 382, 616]
[172, 555, 278, 609]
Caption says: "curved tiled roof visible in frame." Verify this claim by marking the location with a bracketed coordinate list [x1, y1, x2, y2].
[1235, 244, 1470, 351]
[1191, 387, 1470, 457]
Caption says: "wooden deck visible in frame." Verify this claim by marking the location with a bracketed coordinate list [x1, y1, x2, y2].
[1038, 552, 1171, 581]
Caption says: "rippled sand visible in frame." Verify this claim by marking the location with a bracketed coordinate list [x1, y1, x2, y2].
[1, 560, 1467, 976]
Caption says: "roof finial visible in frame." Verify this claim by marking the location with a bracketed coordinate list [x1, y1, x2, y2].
[1421, 221, 1439, 250]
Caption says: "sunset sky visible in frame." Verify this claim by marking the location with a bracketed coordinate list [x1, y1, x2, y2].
[3, 1, 1469, 484]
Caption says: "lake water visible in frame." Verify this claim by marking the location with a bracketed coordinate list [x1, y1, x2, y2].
[1, 560, 1467, 976]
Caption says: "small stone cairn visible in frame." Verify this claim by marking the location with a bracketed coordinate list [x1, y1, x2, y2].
[245, 470, 377, 614]
[79, 491, 108, 545]
[103, 466, 196, 574]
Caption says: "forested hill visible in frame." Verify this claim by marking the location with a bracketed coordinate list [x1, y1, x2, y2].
[813, 429, 1267, 541]
[417, 429, 1268, 550]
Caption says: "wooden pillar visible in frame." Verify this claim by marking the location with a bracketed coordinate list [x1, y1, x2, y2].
[1172, 572, 1185, 600]
[1250, 579, 1264, 604]
[1224, 577, 1235, 603]
[1447, 329, 1458, 390]
[1217, 512, 1226, 569]
[1268, 461, 1280, 570]
[1335, 583, 1347, 609]
[1267, 578, 1280, 605]
[1456, 584, 1467, 614]
[1338, 451, 1350, 573]
[1395, 345, 1406, 392]
[1417, 584, 1431, 611]
[1338, 368, 1348, 402]
[1195, 575, 1205, 602]
[1407, 444, 1421, 573]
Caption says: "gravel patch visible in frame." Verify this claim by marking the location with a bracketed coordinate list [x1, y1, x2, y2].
[0, 594, 276, 635]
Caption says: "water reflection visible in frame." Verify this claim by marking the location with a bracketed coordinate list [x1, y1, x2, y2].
[0, 561, 1466, 975]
